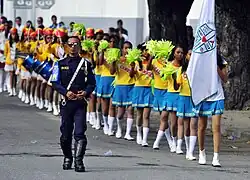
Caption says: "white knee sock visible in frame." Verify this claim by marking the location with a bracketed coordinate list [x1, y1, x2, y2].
[136, 126, 142, 136]
[108, 116, 115, 132]
[125, 118, 133, 136]
[116, 118, 122, 132]
[154, 130, 164, 146]
[184, 136, 190, 152]
[142, 127, 149, 143]
[164, 128, 173, 147]
[102, 115, 108, 126]
[189, 136, 197, 156]
[177, 139, 183, 150]
[172, 136, 177, 148]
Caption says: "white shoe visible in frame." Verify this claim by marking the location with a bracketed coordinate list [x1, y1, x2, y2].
[24, 96, 30, 104]
[44, 100, 48, 108]
[9, 89, 13, 96]
[30, 97, 35, 106]
[176, 148, 184, 154]
[0, 88, 3, 93]
[53, 104, 59, 116]
[153, 142, 159, 150]
[103, 124, 109, 135]
[199, 150, 206, 165]
[212, 158, 221, 167]
[12, 88, 17, 96]
[36, 100, 40, 108]
[39, 99, 44, 109]
[136, 134, 143, 145]
[3, 85, 7, 92]
[170, 145, 176, 153]
[21, 93, 26, 102]
[142, 141, 149, 147]
[18, 91, 22, 98]
[47, 103, 53, 112]
[115, 130, 122, 139]
[187, 154, 196, 161]
[124, 134, 134, 141]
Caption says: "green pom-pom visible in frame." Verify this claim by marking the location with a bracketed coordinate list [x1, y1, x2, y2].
[98, 40, 109, 52]
[106, 48, 121, 64]
[73, 23, 86, 36]
[146, 40, 158, 56]
[125, 48, 142, 64]
[155, 40, 175, 60]
[160, 63, 179, 80]
[81, 40, 95, 52]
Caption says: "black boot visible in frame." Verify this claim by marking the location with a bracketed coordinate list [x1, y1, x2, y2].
[60, 137, 73, 170]
[74, 140, 86, 172]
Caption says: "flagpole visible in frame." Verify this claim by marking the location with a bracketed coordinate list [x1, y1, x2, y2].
[32, 0, 36, 26]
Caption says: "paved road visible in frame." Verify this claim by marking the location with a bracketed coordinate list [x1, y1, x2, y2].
[0, 94, 249, 180]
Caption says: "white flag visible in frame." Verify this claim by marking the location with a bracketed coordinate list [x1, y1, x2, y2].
[186, 0, 218, 106]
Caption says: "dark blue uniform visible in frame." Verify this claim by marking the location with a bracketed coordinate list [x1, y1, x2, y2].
[51, 55, 95, 171]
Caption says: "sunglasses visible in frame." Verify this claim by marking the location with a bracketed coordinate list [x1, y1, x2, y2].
[67, 42, 79, 47]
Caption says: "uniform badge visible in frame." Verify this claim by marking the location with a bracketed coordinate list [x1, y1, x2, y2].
[51, 62, 60, 82]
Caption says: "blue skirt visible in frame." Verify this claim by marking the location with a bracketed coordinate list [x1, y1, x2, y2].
[177, 96, 196, 118]
[167, 92, 179, 112]
[132, 86, 154, 108]
[194, 100, 224, 117]
[97, 76, 115, 98]
[112, 85, 134, 107]
[153, 88, 168, 111]
[93, 75, 101, 95]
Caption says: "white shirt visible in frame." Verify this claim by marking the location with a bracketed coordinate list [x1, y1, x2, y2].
[16, 24, 25, 36]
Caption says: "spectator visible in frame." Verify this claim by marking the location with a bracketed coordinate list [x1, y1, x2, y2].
[68, 22, 75, 36]
[37, 17, 45, 29]
[8, 21, 13, 28]
[116, 19, 128, 36]
[49, 15, 59, 29]
[108, 27, 116, 36]
[15, 17, 24, 37]
[26, 20, 35, 31]
[59, 21, 65, 28]
[0, 16, 7, 24]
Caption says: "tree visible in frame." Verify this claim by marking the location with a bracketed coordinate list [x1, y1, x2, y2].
[147, 0, 194, 51]
[148, 0, 250, 109]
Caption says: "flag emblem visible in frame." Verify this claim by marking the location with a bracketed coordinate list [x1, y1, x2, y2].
[193, 23, 216, 54]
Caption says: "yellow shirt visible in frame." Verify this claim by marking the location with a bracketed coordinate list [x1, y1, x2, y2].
[135, 61, 152, 87]
[101, 53, 115, 77]
[176, 67, 191, 96]
[152, 59, 168, 90]
[93, 51, 102, 75]
[29, 41, 37, 53]
[4, 41, 19, 65]
[36, 43, 52, 62]
[115, 60, 135, 85]
[167, 63, 181, 93]
[16, 42, 28, 71]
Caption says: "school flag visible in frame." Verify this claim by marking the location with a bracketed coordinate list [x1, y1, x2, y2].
[186, 0, 218, 105]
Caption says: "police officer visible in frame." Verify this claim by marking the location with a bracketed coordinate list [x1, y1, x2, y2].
[51, 36, 96, 172]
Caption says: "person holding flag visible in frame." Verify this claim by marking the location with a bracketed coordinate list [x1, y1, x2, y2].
[187, 0, 228, 167]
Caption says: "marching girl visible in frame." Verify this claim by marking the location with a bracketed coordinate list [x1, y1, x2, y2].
[110, 41, 135, 140]
[166, 45, 184, 153]
[18, 28, 33, 103]
[132, 43, 154, 146]
[148, 54, 173, 150]
[90, 31, 104, 129]
[0, 24, 6, 93]
[195, 54, 228, 167]
[98, 35, 117, 135]
[28, 31, 39, 105]
[4, 27, 19, 96]
[49, 28, 68, 115]
[174, 49, 197, 160]
[35, 28, 53, 109]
